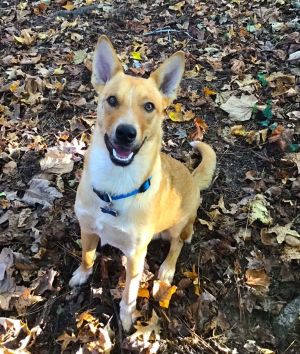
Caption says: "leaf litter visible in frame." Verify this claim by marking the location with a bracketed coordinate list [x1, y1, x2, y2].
[0, 0, 300, 353]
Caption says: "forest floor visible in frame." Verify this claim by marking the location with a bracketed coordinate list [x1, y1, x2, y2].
[0, 0, 299, 353]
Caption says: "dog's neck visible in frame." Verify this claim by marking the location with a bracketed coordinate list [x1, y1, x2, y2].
[85, 125, 162, 196]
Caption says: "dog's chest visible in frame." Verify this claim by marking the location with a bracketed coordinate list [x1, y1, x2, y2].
[75, 197, 140, 256]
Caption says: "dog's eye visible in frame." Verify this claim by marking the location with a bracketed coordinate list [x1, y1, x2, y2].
[107, 96, 118, 107]
[144, 102, 155, 112]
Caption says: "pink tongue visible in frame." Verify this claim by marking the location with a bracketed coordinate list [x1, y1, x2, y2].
[114, 146, 131, 158]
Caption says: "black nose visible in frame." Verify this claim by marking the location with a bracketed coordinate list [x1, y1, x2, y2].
[115, 124, 137, 145]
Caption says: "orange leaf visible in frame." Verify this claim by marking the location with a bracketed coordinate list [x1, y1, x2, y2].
[138, 288, 150, 299]
[190, 118, 208, 141]
[152, 280, 177, 308]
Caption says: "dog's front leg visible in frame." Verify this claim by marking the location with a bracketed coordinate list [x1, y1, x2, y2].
[69, 231, 99, 287]
[120, 247, 147, 332]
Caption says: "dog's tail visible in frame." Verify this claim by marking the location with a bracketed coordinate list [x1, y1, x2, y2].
[190, 141, 216, 191]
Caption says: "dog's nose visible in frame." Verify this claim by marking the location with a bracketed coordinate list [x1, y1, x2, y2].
[115, 124, 137, 145]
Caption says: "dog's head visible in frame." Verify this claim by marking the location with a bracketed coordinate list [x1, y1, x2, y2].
[91, 36, 185, 167]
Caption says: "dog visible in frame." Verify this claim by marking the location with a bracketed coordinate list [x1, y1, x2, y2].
[69, 35, 216, 331]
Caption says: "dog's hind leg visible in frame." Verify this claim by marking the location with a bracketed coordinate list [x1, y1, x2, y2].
[158, 218, 195, 284]
[69, 232, 99, 287]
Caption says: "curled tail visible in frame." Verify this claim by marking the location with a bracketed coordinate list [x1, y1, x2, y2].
[190, 141, 216, 191]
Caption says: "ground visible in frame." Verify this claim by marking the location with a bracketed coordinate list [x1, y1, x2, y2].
[0, 1, 300, 353]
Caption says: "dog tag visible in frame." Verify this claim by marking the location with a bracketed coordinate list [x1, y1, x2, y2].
[100, 206, 119, 217]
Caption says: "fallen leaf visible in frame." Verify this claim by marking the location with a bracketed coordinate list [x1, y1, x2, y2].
[0, 317, 41, 352]
[57, 332, 77, 352]
[128, 310, 161, 344]
[130, 51, 142, 61]
[73, 49, 88, 65]
[248, 194, 273, 225]
[281, 246, 300, 261]
[152, 280, 177, 308]
[220, 95, 258, 121]
[62, 2, 75, 11]
[230, 58, 245, 75]
[22, 178, 63, 210]
[245, 269, 270, 291]
[0, 248, 15, 294]
[288, 50, 300, 61]
[190, 117, 208, 140]
[203, 87, 216, 97]
[3, 161, 17, 175]
[14, 288, 43, 315]
[138, 287, 150, 299]
[40, 149, 74, 175]
[33, 268, 58, 295]
[261, 223, 300, 245]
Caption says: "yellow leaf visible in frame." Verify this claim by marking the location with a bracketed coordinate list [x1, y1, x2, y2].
[62, 2, 75, 11]
[169, 1, 186, 11]
[130, 51, 142, 61]
[168, 111, 183, 122]
[230, 125, 247, 136]
[9, 81, 20, 92]
[174, 102, 182, 112]
[76, 311, 97, 328]
[152, 280, 177, 308]
[14, 35, 25, 44]
[38, 33, 48, 40]
[138, 288, 150, 299]
[203, 86, 217, 97]
[54, 67, 65, 75]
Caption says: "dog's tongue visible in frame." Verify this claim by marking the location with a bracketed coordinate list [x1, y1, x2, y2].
[114, 146, 132, 158]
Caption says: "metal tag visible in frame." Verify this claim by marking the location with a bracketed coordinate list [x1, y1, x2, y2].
[100, 206, 119, 217]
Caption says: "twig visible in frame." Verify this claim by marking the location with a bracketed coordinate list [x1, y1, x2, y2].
[51, 4, 98, 18]
[144, 27, 194, 40]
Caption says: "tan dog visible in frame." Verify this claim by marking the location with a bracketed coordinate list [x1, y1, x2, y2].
[69, 36, 216, 331]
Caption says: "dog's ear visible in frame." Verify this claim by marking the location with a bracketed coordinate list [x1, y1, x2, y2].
[151, 51, 185, 103]
[92, 35, 123, 92]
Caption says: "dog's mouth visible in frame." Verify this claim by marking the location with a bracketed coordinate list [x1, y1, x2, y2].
[104, 134, 146, 167]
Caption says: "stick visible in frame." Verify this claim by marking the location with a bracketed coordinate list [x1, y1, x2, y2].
[144, 27, 194, 40]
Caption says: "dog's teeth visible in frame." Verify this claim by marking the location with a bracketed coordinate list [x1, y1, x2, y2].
[113, 149, 133, 162]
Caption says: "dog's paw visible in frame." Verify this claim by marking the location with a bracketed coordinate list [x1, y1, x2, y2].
[119, 300, 136, 332]
[157, 262, 175, 285]
[69, 266, 92, 287]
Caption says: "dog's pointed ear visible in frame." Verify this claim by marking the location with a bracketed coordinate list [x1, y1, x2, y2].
[92, 35, 123, 92]
[150, 51, 185, 103]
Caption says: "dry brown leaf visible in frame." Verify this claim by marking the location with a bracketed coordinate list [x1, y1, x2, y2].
[261, 223, 300, 245]
[3, 161, 17, 175]
[57, 332, 77, 352]
[129, 310, 161, 344]
[0, 317, 41, 352]
[245, 268, 270, 290]
[230, 58, 246, 75]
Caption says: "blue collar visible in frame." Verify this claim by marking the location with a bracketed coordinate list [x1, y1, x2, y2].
[93, 177, 152, 204]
